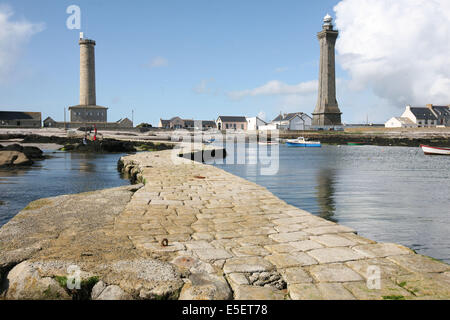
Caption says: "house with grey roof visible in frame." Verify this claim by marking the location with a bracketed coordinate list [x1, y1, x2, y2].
[268, 112, 312, 130]
[0, 111, 42, 128]
[401, 105, 439, 127]
[216, 116, 248, 131]
[427, 104, 450, 127]
[159, 117, 217, 129]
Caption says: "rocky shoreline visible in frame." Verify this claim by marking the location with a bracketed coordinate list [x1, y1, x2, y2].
[0, 145, 449, 300]
[278, 133, 450, 147]
[0, 144, 45, 167]
[0, 134, 174, 154]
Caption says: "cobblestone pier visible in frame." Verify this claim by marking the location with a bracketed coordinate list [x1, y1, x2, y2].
[116, 146, 450, 300]
[1, 146, 449, 300]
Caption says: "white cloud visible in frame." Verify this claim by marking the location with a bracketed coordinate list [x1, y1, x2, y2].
[193, 78, 215, 94]
[334, 0, 450, 106]
[227, 80, 318, 100]
[0, 5, 45, 83]
[147, 56, 169, 68]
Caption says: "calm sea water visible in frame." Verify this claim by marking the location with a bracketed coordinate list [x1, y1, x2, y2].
[0, 151, 129, 227]
[209, 144, 450, 263]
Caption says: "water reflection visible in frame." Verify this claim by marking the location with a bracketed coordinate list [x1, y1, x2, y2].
[75, 153, 97, 173]
[0, 151, 129, 227]
[212, 144, 450, 263]
[0, 168, 28, 180]
[315, 168, 337, 222]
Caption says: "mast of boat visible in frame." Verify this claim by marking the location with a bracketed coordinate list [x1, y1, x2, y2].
[279, 111, 282, 129]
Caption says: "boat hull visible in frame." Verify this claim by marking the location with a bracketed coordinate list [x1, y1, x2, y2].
[286, 142, 321, 147]
[420, 145, 450, 155]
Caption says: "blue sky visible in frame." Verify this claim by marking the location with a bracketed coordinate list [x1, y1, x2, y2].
[1, 0, 448, 125]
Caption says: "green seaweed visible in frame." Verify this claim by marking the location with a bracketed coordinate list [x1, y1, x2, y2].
[23, 199, 53, 211]
[53, 275, 100, 300]
[55, 275, 68, 288]
[43, 286, 63, 299]
[382, 295, 405, 300]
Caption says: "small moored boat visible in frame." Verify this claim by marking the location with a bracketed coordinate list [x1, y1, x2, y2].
[347, 142, 364, 146]
[286, 137, 321, 147]
[258, 140, 279, 145]
[203, 138, 215, 144]
[420, 144, 450, 155]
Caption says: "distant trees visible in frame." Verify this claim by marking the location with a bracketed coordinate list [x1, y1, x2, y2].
[136, 123, 152, 128]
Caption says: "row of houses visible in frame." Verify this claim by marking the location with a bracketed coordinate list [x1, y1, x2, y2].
[43, 116, 133, 129]
[0, 110, 134, 129]
[158, 117, 216, 129]
[385, 104, 450, 128]
[159, 113, 313, 131]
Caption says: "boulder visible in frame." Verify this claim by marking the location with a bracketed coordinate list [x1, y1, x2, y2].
[91, 281, 107, 299]
[3, 261, 70, 300]
[0, 144, 43, 160]
[62, 140, 136, 153]
[0, 151, 33, 167]
[22, 146, 44, 159]
[96, 285, 132, 300]
[98, 259, 184, 300]
[179, 273, 232, 300]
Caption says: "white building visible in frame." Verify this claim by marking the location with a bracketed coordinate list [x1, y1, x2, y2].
[246, 117, 267, 130]
[400, 105, 438, 127]
[387, 105, 450, 128]
[264, 112, 312, 131]
[259, 123, 279, 131]
[385, 117, 418, 128]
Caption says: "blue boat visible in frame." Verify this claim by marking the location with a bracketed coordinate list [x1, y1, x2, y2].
[286, 137, 321, 147]
[203, 138, 216, 144]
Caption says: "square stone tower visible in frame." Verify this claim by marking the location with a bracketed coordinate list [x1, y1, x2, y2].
[69, 34, 108, 123]
[312, 14, 342, 127]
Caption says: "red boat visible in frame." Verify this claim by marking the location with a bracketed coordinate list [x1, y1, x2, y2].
[420, 145, 450, 155]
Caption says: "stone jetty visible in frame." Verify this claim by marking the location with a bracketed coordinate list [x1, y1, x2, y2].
[0, 145, 449, 300]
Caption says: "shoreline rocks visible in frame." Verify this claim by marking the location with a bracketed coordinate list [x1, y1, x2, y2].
[0, 144, 45, 167]
[1, 134, 174, 154]
[0, 151, 33, 167]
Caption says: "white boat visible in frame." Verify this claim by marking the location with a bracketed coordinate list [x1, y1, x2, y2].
[286, 137, 321, 147]
[258, 141, 279, 145]
[420, 144, 450, 155]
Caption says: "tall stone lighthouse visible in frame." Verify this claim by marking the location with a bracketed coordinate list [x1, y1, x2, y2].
[79, 37, 96, 106]
[69, 33, 108, 123]
[312, 14, 342, 127]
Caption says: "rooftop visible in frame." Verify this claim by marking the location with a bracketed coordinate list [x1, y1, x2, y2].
[0, 111, 41, 121]
[68, 105, 108, 110]
[217, 116, 247, 122]
[409, 107, 437, 120]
